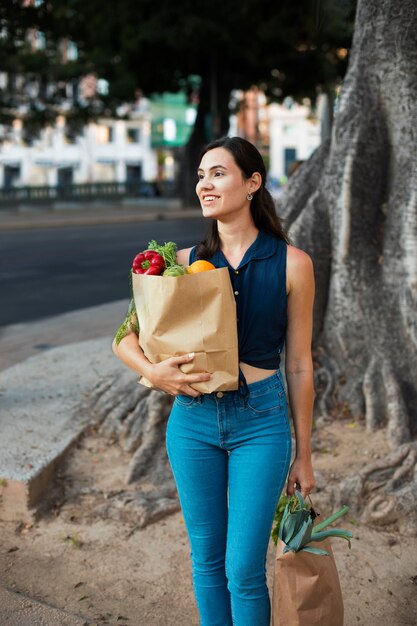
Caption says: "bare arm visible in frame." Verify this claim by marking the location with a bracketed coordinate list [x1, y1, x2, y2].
[285, 245, 316, 497]
[176, 246, 193, 266]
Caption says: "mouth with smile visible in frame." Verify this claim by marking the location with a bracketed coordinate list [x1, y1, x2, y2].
[201, 194, 220, 204]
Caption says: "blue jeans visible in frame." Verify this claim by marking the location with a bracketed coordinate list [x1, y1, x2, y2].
[165, 370, 292, 626]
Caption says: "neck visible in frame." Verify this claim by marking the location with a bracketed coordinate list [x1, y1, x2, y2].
[217, 220, 259, 256]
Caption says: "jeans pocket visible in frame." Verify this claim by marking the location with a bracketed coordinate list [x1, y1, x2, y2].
[175, 394, 198, 408]
[246, 386, 282, 415]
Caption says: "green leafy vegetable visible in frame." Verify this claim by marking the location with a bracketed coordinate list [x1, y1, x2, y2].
[147, 240, 178, 267]
[270, 494, 298, 546]
[162, 264, 188, 277]
[271, 491, 353, 556]
[114, 298, 139, 346]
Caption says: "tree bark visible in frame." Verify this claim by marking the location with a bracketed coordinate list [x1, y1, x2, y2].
[278, 0, 417, 532]
[280, 0, 417, 448]
[179, 69, 231, 207]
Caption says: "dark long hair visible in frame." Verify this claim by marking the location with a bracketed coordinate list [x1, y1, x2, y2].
[195, 136, 289, 260]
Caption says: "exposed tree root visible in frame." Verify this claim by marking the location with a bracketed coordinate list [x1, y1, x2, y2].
[332, 442, 417, 535]
[383, 361, 412, 448]
[93, 488, 180, 530]
[78, 371, 177, 528]
[312, 348, 339, 417]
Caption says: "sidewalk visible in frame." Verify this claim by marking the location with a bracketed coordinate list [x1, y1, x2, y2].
[0, 301, 128, 517]
[0, 300, 129, 372]
[0, 301, 132, 625]
[0, 198, 202, 230]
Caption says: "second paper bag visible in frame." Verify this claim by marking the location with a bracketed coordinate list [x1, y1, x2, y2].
[272, 537, 344, 626]
[132, 267, 239, 393]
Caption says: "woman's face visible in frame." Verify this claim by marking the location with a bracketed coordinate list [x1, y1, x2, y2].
[196, 147, 255, 220]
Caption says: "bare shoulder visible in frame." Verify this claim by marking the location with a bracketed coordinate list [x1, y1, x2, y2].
[176, 247, 193, 266]
[286, 244, 314, 292]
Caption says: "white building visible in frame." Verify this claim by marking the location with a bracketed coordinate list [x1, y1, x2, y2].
[1, 94, 323, 192]
[0, 111, 157, 189]
[268, 98, 321, 181]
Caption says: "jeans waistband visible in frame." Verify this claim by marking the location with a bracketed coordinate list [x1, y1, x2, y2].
[195, 369, 280, 407]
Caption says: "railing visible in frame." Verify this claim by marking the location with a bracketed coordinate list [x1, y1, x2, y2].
[0, 180, 178, 206]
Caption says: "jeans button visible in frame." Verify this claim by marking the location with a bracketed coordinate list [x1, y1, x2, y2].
[216, 391, 224, 398]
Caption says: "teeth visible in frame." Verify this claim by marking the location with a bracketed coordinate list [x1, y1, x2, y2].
[204, 196, 217, 201]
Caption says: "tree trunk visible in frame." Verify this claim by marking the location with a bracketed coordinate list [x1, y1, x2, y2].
[179, 70, 231, 207]
[278, 0, 417, 533]
[281, 0, 417, 445]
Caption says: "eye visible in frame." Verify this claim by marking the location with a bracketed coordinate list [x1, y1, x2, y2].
[197, 173, 204, 180]
[214, 171, 224, 176]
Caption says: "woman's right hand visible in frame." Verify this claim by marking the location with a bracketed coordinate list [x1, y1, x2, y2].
[146, 352, 212, 397]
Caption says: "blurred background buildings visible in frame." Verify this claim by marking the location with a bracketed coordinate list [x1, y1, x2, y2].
[0, 85, 323, 197]
[0, 3, 332, 201]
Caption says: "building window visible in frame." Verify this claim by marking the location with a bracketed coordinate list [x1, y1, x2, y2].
[96, 125, 114, 143]
[57, 167, 73, 188]
[126, 128, 140, 143]
[284, 148, 297, 177]
[126, 164, 142, 183]
[4, 165, 20, 189]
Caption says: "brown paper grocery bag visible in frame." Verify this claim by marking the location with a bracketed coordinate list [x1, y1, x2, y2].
[272, 538, 344, 626]
[132, 267, 239, 393]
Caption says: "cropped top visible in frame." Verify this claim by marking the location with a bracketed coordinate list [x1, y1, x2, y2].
[189, 229, 288, 372]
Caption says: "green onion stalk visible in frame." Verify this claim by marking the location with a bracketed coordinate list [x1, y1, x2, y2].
[271, 491, 353, 556]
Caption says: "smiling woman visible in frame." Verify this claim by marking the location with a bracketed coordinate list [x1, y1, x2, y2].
[113, 136, 316, 626]
[196, 152, 262, 222]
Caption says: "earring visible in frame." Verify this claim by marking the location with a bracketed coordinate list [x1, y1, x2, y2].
[246, 192, 253, 201]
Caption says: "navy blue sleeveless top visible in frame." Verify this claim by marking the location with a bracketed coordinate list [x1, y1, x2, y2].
[189, 229, 287, 371]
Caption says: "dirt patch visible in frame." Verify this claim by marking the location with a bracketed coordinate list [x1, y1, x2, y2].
[1, 419, 416, 626]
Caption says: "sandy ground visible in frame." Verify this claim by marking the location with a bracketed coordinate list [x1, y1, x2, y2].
[1, 415, 416, 626]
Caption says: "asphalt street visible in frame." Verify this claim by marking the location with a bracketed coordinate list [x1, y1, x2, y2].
[0, 217, 207, 326]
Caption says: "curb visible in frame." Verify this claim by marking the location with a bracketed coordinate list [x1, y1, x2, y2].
[0, 208, 202, 231]
[0, 586, 95, 626]
[0, 337, 122, 524]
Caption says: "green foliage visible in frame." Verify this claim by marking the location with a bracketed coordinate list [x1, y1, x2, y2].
[114, 297, 139, 346]
[147, 240, 178, 268]
[0, 0, 357, 124]
[271, 493, 298, 546]
[271, 490, 353, 556]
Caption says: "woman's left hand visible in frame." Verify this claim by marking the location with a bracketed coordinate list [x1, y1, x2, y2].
[286, 456, 316, 498]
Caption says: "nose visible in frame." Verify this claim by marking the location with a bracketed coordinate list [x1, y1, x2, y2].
[197, 177, 214, 193]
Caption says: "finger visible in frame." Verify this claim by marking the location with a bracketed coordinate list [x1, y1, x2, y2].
[181, 385, 201, 398]
[286, 479, 300, 497]
[286, 481, 294, 496]
[171, 352, 196, 365]
[185, 373, 212, 382]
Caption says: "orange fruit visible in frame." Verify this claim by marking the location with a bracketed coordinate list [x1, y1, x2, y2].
[187, 260, 216, 273]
